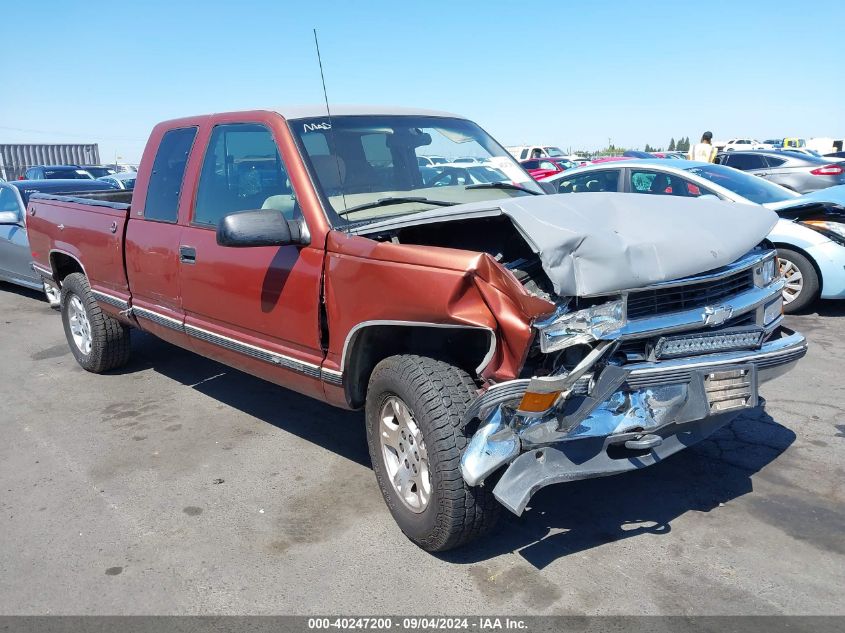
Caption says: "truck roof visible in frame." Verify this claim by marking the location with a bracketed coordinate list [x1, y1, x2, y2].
[275, 105, 462, 120]
[157, 106, 463, 128]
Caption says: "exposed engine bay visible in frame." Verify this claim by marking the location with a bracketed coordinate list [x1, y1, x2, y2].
[364, 214, 556, 300]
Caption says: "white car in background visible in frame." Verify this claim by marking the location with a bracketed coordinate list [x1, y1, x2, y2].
[451, 157, 487, 164]
[97, 172, 137, 190]
[723, 138, 765, 151]
[505, 145, 566, 161]
[417, 155, 448, 167]
[420, 163, 510, 187]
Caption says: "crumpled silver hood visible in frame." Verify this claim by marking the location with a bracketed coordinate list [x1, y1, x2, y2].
[355, 192, 778, 297]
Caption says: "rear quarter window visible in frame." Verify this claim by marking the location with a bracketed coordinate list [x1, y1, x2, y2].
[144, 127, 198, 222]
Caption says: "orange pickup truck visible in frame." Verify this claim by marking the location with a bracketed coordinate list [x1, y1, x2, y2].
[25, 106, 806, 550]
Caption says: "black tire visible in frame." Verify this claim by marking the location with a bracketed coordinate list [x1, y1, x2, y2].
[60, 272, 131, 373]
[365, 355, 500, 552]
[777, 248, 819, 313]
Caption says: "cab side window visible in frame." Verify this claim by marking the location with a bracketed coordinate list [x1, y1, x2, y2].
[144, 126, 197, 222]
[194, 123, 298, 227]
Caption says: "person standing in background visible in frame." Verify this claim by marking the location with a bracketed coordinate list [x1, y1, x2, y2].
[689, 131, 717, 162]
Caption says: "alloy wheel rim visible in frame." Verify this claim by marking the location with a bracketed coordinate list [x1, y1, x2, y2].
[378, 395, 431, 513]
[779, 259, 803, 304]
[68, 295, 92, 355]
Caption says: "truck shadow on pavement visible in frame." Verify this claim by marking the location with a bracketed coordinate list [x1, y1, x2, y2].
[121, 332, 371, 467]
[811, 299, 845, 317]
[0, 282, 47, 302]
[121, 332, 795, 566]
[444, 408, 796, 568]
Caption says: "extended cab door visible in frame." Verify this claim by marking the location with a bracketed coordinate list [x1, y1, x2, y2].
[178, 116, 327, 400]
[125, 125, 198, 348]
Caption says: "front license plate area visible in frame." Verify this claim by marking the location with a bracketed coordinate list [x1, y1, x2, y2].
[704, 365, 758, 413]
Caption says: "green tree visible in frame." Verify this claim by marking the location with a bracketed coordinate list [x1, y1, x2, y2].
[668, 138, 676, 151]
[644, 143, 653, 152]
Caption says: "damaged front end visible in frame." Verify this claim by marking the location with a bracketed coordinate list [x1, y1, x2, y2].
[460, 249, 808, 515]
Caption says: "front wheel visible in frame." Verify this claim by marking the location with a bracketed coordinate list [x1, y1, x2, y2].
[778, 248, 819, 313]
[60, 272, 131, 373]
[365, 355, 500, 551]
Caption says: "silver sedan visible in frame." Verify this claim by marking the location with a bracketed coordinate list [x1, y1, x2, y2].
[716, 150, 845, 193]
[0, 179, 118, 305]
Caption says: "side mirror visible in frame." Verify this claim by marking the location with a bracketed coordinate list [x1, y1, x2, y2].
[0, 211, 21, 225]
[216, 209, 308, 247]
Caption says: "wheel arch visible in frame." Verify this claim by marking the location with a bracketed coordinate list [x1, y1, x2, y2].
[342, 321, 495, 409]
[49, 250, 86, 285]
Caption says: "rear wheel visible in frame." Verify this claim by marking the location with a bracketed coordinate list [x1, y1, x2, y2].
[365, 355, 500, 551]
[777, 248, 819, 313]
[60, 273, 131, 372]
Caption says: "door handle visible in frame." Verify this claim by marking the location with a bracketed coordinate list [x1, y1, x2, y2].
[179, 246, 197, 264]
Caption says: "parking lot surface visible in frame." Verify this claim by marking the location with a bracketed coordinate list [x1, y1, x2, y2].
[1, 283, 843, 615]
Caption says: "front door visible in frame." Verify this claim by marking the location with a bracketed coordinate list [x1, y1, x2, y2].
[179, 120, 326, 400]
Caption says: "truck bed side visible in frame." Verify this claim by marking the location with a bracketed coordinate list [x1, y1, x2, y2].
[26, 191, 133, 311]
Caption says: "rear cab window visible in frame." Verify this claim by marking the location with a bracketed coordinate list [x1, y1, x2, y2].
[144, 127, 198, 222]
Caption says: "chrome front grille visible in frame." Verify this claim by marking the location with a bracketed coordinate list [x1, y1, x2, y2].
[627, 269, 755, 320]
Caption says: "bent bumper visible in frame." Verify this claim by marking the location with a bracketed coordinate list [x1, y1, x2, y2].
[461, 328, 807, 514]
[493, 409, 744, 515]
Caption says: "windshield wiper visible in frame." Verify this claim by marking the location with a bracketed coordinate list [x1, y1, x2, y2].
[338, 196, 458, 217]
[465, 182, 540, 195]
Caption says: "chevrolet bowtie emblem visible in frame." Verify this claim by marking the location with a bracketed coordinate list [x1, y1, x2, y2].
[702, 305, 733, 326]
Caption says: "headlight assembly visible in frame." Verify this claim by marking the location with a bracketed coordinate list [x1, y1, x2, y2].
[759, 255, 778, 286]
[801, 220, 845, 246]
[536, 299, 626, 353]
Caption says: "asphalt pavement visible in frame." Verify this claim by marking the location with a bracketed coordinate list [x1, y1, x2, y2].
[1, 282, 843, 615]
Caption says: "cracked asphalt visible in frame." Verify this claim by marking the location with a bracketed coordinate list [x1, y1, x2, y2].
[0, 283, 843, 615]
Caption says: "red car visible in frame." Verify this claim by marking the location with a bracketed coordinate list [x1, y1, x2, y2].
[520, 157, 575, 180]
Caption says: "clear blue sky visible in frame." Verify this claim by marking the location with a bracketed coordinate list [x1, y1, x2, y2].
[2, 0, 843, 163]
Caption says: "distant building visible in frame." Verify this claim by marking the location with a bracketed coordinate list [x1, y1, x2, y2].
[0, 143, 100, 180]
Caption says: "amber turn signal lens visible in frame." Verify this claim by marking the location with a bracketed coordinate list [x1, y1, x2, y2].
[518, 391, 560, 413]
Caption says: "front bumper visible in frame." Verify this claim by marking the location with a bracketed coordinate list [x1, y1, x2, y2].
[460, 328, 807, 515]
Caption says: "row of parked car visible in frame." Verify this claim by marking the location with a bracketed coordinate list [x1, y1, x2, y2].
[418, 143, 845, 313]
[16, 164, 138, 190]
[4, 142, 845, 318]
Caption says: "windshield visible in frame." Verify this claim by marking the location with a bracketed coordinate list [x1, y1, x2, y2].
[684, 164, 800, 204]
[290, 115, 541, 226]
[544, 147, 564, 157]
